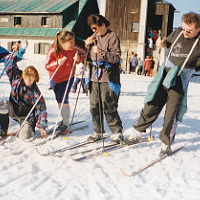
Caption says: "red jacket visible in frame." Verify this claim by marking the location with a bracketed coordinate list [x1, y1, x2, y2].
[45, 45, 86, 83]
[144, 59, 152, 71]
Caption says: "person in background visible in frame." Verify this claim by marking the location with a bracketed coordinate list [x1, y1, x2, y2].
[119, 58, 125, 74]
[72, 59, 91, 96]
[148, 38, 154, 51]
[136, 57, 143, 75]
[158, 29, 162, 39]
[128, 52, 134, 74]
[152, 30, 158, 44]
[45, 31, 86, 134]
[71, 62, 86, 94]
[125, 12, 200, 157]
[85, 14, 123, 144]
[144, 56, 152, 76]
[0, 41, 48, 141]
[148, 29, 154, 39]
[150, 57, 155, 76]
[130, 53, 138, 74]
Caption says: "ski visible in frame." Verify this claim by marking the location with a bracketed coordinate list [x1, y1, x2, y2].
[120, 143, 187, 177]
[0, 132, 16, 145]
[36, 135, 111, 156]
[8, 124, 89, 155]
[4, 120, 86, 144]
[46, 120, 86, 134]
[5, 120, 85, 137]
[69, 142, 119, 157]
[34, 124, 89, 146]
[0, 136, 9, 145]
[72, 137, 153, 162]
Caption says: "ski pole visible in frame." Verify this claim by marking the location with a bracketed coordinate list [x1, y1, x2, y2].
[50, 51, 78, 141]
[69, 48, 89, 128]
[177, 34, 200, 76]
[94, 40, 105, 148]
[0, 50, 16, 79]
[147, 125, 153, 141]
[15, 63, 62, 137]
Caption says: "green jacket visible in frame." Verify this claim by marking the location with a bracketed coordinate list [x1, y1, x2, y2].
[144, 64, 192, 121]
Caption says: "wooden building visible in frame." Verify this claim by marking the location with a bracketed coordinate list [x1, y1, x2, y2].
[0, 0, 99, 59]
[104, 0, 175, 71]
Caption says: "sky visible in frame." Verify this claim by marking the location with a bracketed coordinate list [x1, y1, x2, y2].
[166, 0, 200, 28]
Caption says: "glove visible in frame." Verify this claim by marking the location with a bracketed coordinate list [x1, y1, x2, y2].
[21, 39, 28, 49]
[94, 68, 102, 79]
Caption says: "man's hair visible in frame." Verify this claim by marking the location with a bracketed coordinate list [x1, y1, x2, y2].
[182, 12, 200, 28]
[87, 14, 110, 27]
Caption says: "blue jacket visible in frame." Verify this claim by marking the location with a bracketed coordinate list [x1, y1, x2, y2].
[131, 56, 138, 67]
[144, 63, 193, 121]
[85, 61, 121, 96]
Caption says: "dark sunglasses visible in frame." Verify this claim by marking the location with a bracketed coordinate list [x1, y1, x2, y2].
[91, 26, 98, 31]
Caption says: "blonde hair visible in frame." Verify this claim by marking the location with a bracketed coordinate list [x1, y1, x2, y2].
[22, 66, 40, 82]
[53, 30, 75, 59]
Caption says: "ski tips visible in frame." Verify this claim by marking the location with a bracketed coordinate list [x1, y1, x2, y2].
[36, 147, 51, 156]
[119, 168, 132, 177]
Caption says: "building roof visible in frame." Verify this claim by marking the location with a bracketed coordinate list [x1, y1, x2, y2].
[0, 0, 89, 37]
[0, 0, 78, 13]
[0, 27, 62, 37]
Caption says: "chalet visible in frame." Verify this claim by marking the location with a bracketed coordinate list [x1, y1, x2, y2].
[0, 0, 99, 59]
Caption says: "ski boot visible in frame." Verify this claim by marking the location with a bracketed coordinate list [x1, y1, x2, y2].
[59, 125, 70, 135]
[159, 143, 172, 157]
[110, 133, 124, 144]
[87, 132, 102, 142]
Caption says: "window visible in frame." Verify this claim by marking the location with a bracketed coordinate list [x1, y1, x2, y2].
[131, 22, 139, 32]
[14, 17, 21, 25]
[34, 43, 50, 55]
[7, 41, 19, 52]
[0, 18, 9, 23]
[41, 17, 49, 26]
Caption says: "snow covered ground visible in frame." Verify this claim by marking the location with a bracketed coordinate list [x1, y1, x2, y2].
[0, 58, 200, 200]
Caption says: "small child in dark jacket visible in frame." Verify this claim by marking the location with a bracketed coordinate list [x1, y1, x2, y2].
[0, 41, 48, 141]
